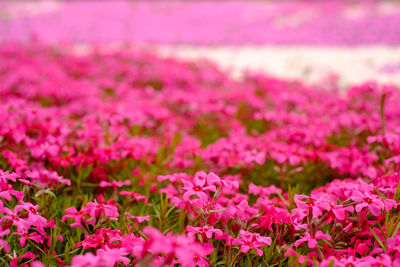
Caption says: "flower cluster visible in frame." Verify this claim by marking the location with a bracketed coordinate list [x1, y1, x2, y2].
[0, 43, 399, 266]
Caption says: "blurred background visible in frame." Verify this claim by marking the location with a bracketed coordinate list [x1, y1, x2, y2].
[1, 0, 400, 87]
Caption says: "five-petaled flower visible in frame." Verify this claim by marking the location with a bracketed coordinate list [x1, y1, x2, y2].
[233, 230, 272, 256]
[182, 175, 216, 203]
[294, 231, 331, 249]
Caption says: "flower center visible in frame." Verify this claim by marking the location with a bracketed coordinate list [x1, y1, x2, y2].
[194, 186, 201, 191]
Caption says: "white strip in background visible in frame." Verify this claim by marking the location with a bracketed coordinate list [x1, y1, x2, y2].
[159, 46, 400, 88]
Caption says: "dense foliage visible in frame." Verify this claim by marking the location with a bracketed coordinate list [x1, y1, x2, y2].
[0, 43, 399, 266]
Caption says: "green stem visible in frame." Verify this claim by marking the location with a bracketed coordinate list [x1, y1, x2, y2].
[380, 93, 386, 136]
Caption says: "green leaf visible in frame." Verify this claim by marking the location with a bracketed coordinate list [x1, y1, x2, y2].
[394, 178, 400, 201]
[79, 164, 93, 180]
[373, 187, 387, 199]
[392, 220, 400, 237]
[380, 93, 386, 136]
[209, 209, 226, 214]
[276, 192, 290, 209]
[64, 243, 71, 264]
[370, 228, 386, 250]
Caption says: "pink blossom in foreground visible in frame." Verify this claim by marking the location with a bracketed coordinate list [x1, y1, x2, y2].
[294, 231, 331, 249]
[182, 174, 216, 203]
[233, 230, 272, 256]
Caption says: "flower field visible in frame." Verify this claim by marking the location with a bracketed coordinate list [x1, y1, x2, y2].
[2, 1, 400, 45]
[0, 42, 399, 266]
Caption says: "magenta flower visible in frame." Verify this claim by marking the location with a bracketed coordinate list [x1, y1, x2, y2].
[206, 172, 239, 191]
[328, 203, 354, 221]
[62, 207, 87, 228]
[96, 247, 130, 266]
[99, 179, 131, 188]
[294, 231, 331, 249]
[119, 233, 145, 257]
[0, 180, 23, 201]
[76, 228, 122, 249]
[120, 191, 148, 203]
[142, 226, 213, 266]
[0, 211, 31, 233]
[186, 225, 223, 240]
[124, 212, 150, 226]
[86, 200, 119, 219]
[351, 191, 386, 216]
[30, 142, 59, 160]
[294, 194, 326, 218]
[0, 229, 10, 253]
[100, 179, 131, 196]
[71, 247, 129, 267]
[233, 230, 272, 256]
[177, 242, 213, 267]
[16, 231, 44, 247]
[142, 227, 175, 255]
[232, 200, 258, 221]
[182, 175, 216, 203]
[9, 251, 36, 267]
[14, 202, 48, 234]
[314, 195, 354, 220]
[70, 252, 99, 267]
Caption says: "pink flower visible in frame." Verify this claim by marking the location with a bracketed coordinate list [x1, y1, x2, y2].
[178, 242, 213, 267]
[232, 200, 258, 221]
[71, 247, 129, 267]
[70, 252, 100, 267]
[248, 183, 282, 198]
[86, 200, 119, 219]
[100, 179, 131, 188]
[206, 172, 239, 191]
[142, 227, 175, 255]
[25, 169, 71, 187]
[76, 228, 122, 249]
[62, 207, 87, 228]
[327, 203, 354, 221]
[0, 180, 23, 201]
[96, 247, 130, 266]
[233, 230, 272, 256]
[186, 225, 223, 240]
[9, 251, 36, 267]
[182, 175, 216, 203]
[315, 195, 354, 220]
[30, 261, 45, 267]
[14, 202, 48, 234]
[0, 211, 31, 233]
[16, 231, 44, 247]
[351, 191, 386, 216]
[294, 194, 325, 218]
[120, 191, 148, 203]
[30, 142, 59, 160]
[124, 212, 150, 226]
[284, 246, 297, 257]
[119, 233, 145, 257]
[0, 228, 10, 253]
[142, 226, 213, 266]
[100, 179, 131, 196]
[294, 231, 331, 249]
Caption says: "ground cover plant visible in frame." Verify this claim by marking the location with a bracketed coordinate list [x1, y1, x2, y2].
[0, 43, 400, 266]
